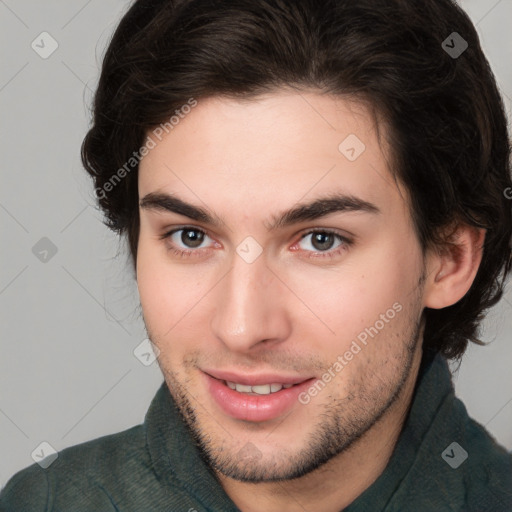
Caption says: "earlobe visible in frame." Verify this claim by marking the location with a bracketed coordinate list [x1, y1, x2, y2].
[423, 224, 486, 310]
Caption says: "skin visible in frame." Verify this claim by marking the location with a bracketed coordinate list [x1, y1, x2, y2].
[136, 89, 485, 512]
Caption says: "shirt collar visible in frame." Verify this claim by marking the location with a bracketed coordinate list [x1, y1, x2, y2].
[344, 348, 454, 510]
[144, 379, 240, 511]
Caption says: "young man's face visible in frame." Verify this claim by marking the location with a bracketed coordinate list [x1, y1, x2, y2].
[137, 90, 429, 482]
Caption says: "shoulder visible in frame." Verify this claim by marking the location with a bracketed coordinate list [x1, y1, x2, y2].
[408, 390, 512, 511]
[454, 398, 512, 511]
[0, 463, 50, 512]
[0, 424, 147, 511]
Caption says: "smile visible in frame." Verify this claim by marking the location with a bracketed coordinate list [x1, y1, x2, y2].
[203, 371, 315, 422]
[225, 381, 294, 395]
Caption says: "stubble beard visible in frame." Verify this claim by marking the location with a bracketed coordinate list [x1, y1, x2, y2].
[156, 316, 422, 483]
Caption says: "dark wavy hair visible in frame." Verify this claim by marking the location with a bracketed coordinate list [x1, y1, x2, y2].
[81, 0, 512, 360]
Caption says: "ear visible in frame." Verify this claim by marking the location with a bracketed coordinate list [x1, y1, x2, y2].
[423, 224, 486, 309]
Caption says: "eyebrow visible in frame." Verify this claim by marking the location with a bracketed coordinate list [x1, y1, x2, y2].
[139, 191, 380, 230]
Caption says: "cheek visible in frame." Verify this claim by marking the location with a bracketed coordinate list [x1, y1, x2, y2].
[290, 250, 404, 329]
[287, 242, 419, 361]
[136, 240, 215, 341]
[136, 241, 184, 336]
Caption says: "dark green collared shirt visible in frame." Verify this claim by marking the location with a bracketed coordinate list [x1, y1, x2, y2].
[1, 350, 511, 511]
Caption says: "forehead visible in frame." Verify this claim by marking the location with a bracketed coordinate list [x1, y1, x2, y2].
[138, 90, 408, 225]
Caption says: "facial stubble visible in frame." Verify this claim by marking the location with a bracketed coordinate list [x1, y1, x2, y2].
[151, 309, 423, 483]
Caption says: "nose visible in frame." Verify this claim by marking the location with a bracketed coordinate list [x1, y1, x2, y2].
[210, 248, 292, 353]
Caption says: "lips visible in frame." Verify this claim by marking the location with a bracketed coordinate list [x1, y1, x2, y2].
[203, 369, 315, 422]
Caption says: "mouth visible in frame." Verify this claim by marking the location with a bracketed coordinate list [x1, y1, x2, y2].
[202, 370, 315, 422]
[224, 381, 294, 395]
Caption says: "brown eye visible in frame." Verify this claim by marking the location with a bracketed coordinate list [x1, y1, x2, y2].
[160, 227, 213, 256]
[180, 229, 205, 248]
[310, 232, 336, 251]
[299, 231, 343, 252]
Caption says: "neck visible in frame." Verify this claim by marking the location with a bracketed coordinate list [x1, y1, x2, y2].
[217, 346, 424, 512]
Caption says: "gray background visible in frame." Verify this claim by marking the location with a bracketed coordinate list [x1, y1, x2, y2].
[1, 0, 511, 488]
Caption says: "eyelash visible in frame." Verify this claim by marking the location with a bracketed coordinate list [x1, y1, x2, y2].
[159, 226, 353, 260]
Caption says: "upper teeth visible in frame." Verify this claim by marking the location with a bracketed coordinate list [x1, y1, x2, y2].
[226, 382, 294, 394]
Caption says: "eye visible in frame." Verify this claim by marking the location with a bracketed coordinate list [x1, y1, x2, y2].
[159, 227, 216, 258]
[172, 228, 208, 248]
[294, 230, 352, 259]
[159, 226, 352, 260]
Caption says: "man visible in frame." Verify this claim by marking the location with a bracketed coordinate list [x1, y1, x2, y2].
[1, 0, 511, 510]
